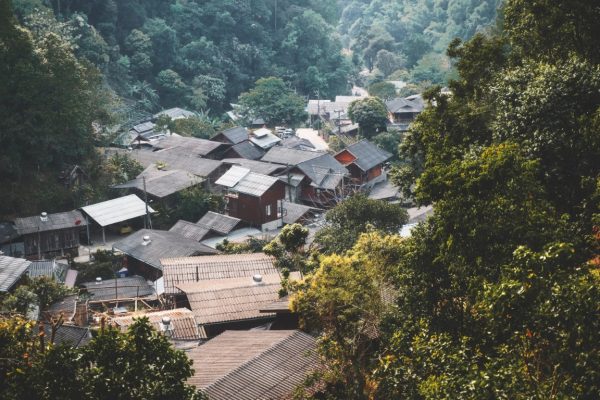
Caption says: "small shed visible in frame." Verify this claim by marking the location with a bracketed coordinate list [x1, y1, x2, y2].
[81, 194, 154, 244]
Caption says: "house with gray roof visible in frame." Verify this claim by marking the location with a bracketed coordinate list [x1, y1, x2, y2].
[27, 260, 69, 282]
[14, 210, 87, 258]
[152, 135, 229, 159]
[112, 168, 203, 202]
[211, 126, 249, 145]
[222, 141, 266, 160]
[335, 139, 392, 187]
[261, 147, 348, 207]
[216, 166, 286, 230]
[386, 94, 425, 130]
[113, 229, 218, 280]
[187, 330, 317, 400]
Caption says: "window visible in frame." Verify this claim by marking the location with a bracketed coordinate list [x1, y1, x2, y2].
[265, 204, 272, 216]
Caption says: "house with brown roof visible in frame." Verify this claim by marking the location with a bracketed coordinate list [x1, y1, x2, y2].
[216, 166, 286, 230]
[187, 330, 317, 400]
[335, 139, 392, 188]
[160, 253, 278, 295]
[176, 273, 297, 337]
[14, 210, 87, 259]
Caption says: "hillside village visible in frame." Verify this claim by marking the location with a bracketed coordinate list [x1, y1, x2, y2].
[0, 90, 430, 398]
[2, 0, 599, 399]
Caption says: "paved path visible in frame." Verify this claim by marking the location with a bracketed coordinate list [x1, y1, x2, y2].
[296, 128, 329, 151]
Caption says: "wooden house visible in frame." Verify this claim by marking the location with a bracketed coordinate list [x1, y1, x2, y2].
[14, 210, 87, 259]
[335, 139, 392, 187]
[215, 166, 286, 230]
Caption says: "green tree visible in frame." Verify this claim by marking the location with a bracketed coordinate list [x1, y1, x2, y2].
[347, 97, 389, 139]
[315, 193, 407, 254]
[264, 223, 312, 273]
[0, 315, 206, 399]
[368, 81, 397, 100]
[238, 77, 307, 127]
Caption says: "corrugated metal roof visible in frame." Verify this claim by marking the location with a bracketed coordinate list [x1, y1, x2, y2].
[232, 172, 279, 197]
[187, 330, 317, 399]
[153, 136, 225, 156]
[281, 201, 318, 224]
[161, 253, 278, 294]
[177, 274, 291, 325]
[81, 194, 154, 227]
[217, 166, 280, 197]
[385, 95, 425, 114]
[214, 126, 249, 144]
[0, 255, 31, 292]
[44, 324, 92, 348]
[112, 308, 205, 340]
[14, 210, 87, 235]
[113, 229, 218, 270]
[27, 260, 69, 282]
[250, 131, 281, 150]
[113, 169, 202, 199]
[215, 165, 250, 188]
[82, 275, 156, 302]
[169, 220, 211, 242]
[259, 295, 291, 313]
[226, 141, 265, 160]
[261, 147, 323, 166]
[368, 180, 401, 201]
[197, 212, 241, 236]
[341, 139, 392, 171]
[154, 107, 196, 120]
[296, 154, 347, 189]
[111, 147, 224, 178]
[222, 158, 285, 176]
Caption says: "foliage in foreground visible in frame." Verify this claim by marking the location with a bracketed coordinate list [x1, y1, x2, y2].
[0, 316, 205, 400]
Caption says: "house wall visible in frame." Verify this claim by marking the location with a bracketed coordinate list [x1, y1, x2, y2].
[227, 181, 285, 226]
[367, 165, 383, 181]
[23, 228, 82, 258]
[125, 257, 162, 281]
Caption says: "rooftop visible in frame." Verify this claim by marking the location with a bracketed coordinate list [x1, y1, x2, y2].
[338, 139, 392, 171]
[225, 141, 266, 160]
[296, 154, 347, 189]
[45, 294, 78, 322]
[113, 229, 218, 271]
[27, 260, 69, 282]
[112, 308, 205, 340]
[213, 126, 249, 145]
[14, 210, 87, 235]
[113, 169, 202, 199]
[81, 275, 156, 302]
[44, 324, 92, 348]
[169, 220, 211, 242]
[152, 136, 227, 157]
[0, 255, 31, 292]
[113, 148, 224, 177]
[177, 274, 296, 325]
[154, 107, 196, 120]
[161, 253, 278, 294]
[222, 158, 285, 176]
[197, 211, 241, 236]
[261, 147, 323, 166]
[187, 330, 317, 400]
[250, 130, 281, 150]
[81, 194, 154, 228]
[215, 166, 280, 197]
[385, 95, 425, 114]
[281, 201, 319, 225]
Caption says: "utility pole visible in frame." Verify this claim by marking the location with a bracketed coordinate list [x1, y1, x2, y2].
[335, 109, 343, 135]
[143, 176, 152, 229]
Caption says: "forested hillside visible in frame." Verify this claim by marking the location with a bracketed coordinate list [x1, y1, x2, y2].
[340, 0, 502, 86]
[11, 0, 350, 114]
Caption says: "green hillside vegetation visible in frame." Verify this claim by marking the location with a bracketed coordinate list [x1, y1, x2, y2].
[340, 0, 502, 87]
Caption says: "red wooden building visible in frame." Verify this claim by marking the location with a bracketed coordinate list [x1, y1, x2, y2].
[215, 166, 286, 230]
[335, 139, 392, 187]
